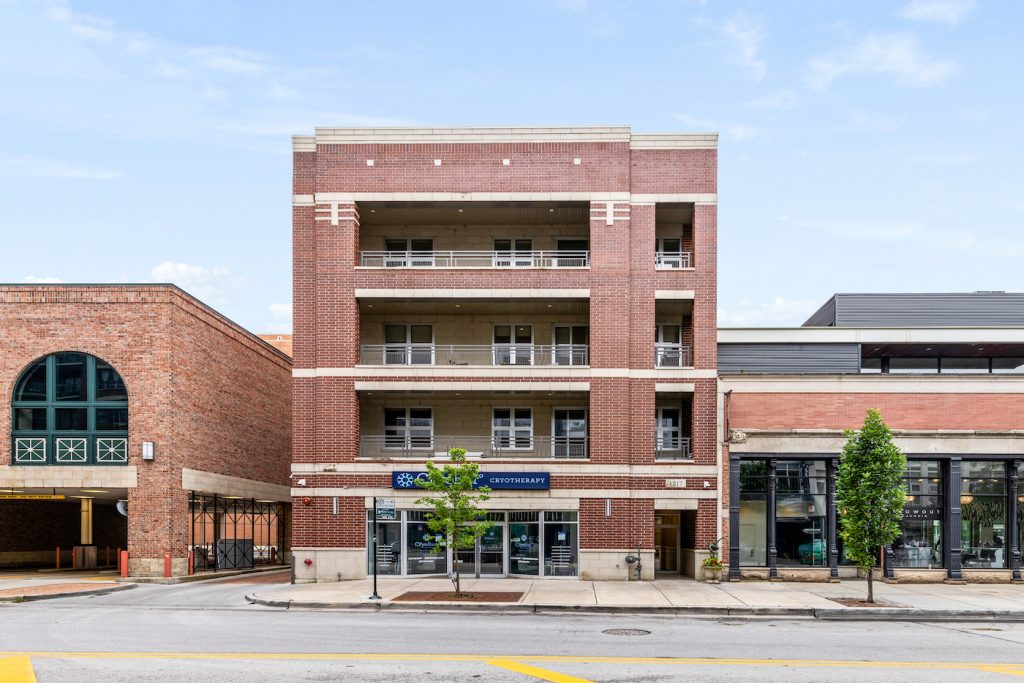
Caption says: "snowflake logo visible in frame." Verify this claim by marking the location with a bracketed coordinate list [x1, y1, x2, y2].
[396, 473, 416, 488]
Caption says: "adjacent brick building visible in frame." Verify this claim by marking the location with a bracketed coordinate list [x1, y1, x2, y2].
[291, 126, 721, 581]
[1, 285, 292, 576]
[720, 293, 1024, 583]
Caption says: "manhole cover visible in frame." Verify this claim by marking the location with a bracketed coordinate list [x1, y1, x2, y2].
[602, 628, 651, 636]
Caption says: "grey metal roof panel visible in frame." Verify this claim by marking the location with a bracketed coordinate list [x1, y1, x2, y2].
[803, 293, 1024, 327]
[718, 343, 861, 374]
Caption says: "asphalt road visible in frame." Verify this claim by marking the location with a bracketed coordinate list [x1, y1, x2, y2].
[2, 571, 1024, 682]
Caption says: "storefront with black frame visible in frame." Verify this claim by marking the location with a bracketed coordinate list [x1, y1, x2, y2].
[728, 453, 1023, 581]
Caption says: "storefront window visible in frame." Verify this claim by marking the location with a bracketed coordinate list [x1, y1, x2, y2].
[895, 460, 943, 568]
[405, 511, 448, 575]
[775, 460, 827, 567]
[961, 461, 1007, 568]
[366, 510, 402, 576]
[509, 512, 540, 576]
[738, 460, 767, 566]
[543, 511, 578, 577]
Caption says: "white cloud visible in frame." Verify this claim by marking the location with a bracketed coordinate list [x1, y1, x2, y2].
[745, 90, 797, 111]
[265, 302, 293, 333]
[676, 115, 757, 142]
[809, 32, 956, 89]
[0, 154, 122, 180]
[721, 12, 767, 81]
[21, 276, 64, 283]
[899, 0, 976, 25]
[836, 111, 906, 134]
[149, 261, 243, 306]
[719, 297, 822, 327]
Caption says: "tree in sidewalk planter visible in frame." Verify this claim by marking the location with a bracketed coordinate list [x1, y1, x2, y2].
[414, 448, 493, 598]
[836, 409, 907, 603]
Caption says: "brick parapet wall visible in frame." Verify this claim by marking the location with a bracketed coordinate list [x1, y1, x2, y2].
[730, 392, 1024, 431]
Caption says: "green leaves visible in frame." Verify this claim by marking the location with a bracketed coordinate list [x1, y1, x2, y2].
[413, 447, 494, 553]
[836, 409, 907, 574]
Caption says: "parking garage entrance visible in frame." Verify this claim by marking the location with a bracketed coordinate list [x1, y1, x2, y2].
[0, 488, 127, 570]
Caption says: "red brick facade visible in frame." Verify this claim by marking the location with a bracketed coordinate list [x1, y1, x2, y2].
[0, 285, 292, 575]
[292, 128, 720, 579]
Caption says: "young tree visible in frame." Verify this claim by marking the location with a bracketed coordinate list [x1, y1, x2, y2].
[836, 409, 907, 603]
[414, 448, 492, 597]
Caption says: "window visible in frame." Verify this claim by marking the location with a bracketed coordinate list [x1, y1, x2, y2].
[775, 460, 827, 567]
[383, 408, 433, 450]
[656, 408, 682, 452]
[888, 358, 939, 374]
[492, 408, 532, 450]
[553, 326, 588, 366]
[383, 238, 434, 267]
[655, 238, 686, 268]
[11, 353, 129, 465]
[494, 239, 533, 267]
[383, 324, 433, 365]
[552, 409, 587, 459]
[655, 325, 685, 367]
[895, 460, 943, 568]
[493, 325, 533, 365]
[960, 461, 1007, 568]
[738, 461, 767, 566]
[543, 511, 578, 576]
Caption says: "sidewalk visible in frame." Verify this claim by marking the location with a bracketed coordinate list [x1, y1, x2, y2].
[0, 570, 133, 602]
[247, 576, 1024, 621]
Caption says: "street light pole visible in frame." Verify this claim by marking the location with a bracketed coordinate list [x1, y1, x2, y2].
[370, 496, 381, 600]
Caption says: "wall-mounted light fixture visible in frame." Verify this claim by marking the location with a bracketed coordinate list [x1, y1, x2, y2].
[141, 442, 155, 461]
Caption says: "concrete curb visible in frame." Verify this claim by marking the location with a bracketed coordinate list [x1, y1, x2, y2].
[0, 582, 136, 603]
[118, 565, 290, 585]
[243, 593, 1024, 621]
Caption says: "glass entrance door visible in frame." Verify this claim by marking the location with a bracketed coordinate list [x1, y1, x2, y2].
[509, 513, 540, 576]
[655, 512, 680, 573]
[456, 518, 506, 576]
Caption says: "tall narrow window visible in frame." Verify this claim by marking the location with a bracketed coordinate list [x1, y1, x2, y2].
[11, 353, 129, 465]
[655, 325, 683, 367]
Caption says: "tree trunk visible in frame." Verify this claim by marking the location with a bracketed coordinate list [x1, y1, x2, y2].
[867, 564, 874, 603]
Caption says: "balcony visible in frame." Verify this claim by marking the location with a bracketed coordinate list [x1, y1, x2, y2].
[655, 251, 693, 269]
[655, 435, 692, 460]
[360, 250, 589, 269]
[360, 435, 589, 460]
[359, 344, 589, 367]
[655, 343, 693, 367]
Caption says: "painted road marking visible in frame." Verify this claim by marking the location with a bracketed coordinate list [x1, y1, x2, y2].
[488, 658, 592, 683]
[2, 651, 1024, 674]
[0, 656, 37, 683]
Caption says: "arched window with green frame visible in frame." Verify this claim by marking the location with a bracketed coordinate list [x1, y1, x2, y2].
[11, 353, 129, 465]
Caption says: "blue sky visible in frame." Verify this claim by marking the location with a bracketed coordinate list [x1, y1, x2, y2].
[1, 0, 1021, 332]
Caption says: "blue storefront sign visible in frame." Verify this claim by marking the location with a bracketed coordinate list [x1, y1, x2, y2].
[392, 471, 550, 490]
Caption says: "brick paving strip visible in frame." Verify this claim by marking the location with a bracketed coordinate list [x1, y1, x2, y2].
[0, 583, 123, 600]
[392, 591, 524, 603]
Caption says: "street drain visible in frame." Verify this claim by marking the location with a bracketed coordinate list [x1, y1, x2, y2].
[602, 628, 651, 636]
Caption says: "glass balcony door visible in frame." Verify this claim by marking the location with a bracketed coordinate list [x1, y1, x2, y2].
[493, 325, 533, 365]
[656, 408, 681, 450]
[656, 237, 684, 268]
[656, 325, 683, 367]
[384, 238, 434, 267]
[383, 408, 433, 451]
[383, 324, 434, 365]
[553, 325, 589, 366]
[494, 238, 533, 268]
[492, 408, 533, 451]
[552, 408, 587, 459]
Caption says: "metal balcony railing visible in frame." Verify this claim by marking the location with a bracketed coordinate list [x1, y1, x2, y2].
[360, 435, 589, 460]
[655, 251, 693, 269]
[654, 343, 693, 367]
[360, 250, 590, 268]
[359, 344, 589, 367]
[655, 435, 692, 460]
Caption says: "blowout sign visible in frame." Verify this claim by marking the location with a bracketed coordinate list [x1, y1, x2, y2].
[392, 471, 550, 490]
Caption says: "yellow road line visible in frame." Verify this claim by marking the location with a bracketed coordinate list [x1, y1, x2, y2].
[488, 658, 592, 683]
[2, 651, 1023, 672]
[0, 656, 37, 683]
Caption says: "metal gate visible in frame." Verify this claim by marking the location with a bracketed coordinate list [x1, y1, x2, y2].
[189, 493, 287, 572]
